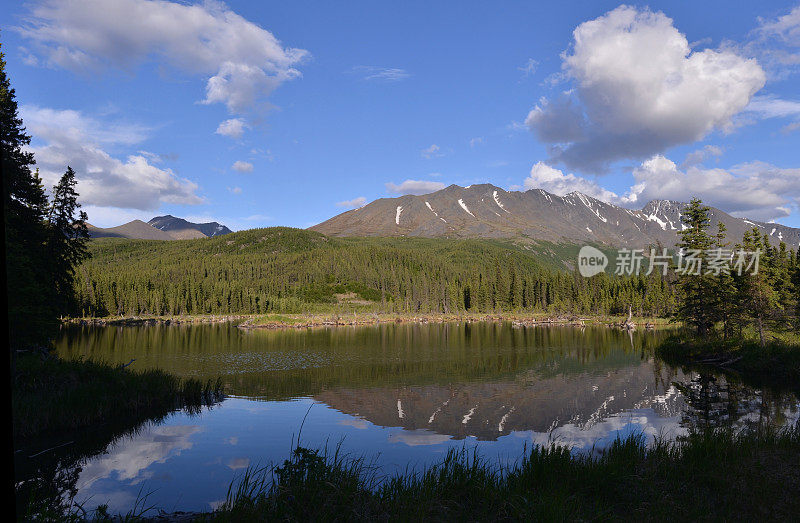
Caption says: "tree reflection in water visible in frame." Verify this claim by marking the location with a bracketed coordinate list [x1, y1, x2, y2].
[675, 373, 798, 432]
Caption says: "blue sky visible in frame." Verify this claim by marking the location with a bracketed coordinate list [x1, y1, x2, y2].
[2, 0, 799, 229]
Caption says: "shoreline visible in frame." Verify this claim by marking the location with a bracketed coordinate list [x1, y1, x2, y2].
[63, 312, 674, 330]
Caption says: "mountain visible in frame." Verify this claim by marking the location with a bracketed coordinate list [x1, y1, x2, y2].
[87, 216, 232, 240]
[87, 220, 177, 240]
[148, 215, 232, 238]
[316, 360, 684, 441]
[311, 184, 800, 249]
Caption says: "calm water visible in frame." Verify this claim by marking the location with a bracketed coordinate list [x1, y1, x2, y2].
[19, 323, 800, 514]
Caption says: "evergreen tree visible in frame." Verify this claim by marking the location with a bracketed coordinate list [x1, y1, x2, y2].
[1, 43, 53, 348]
[711, 222, 737, 340]
[46, 167, 90, 314]
[736, 228, 779, 346]
[675, 198, 716, 338]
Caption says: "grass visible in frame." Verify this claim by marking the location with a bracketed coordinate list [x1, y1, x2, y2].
[208, 427, 800, 521]
[12, 354, 223, 440]
[657, 330, 800, 395]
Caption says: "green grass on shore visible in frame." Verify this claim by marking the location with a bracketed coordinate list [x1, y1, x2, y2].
[209, 427, 800, 521]
[12, 354, 223, 440]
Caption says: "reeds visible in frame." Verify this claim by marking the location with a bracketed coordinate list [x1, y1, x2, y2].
[210, 425, 800, 521]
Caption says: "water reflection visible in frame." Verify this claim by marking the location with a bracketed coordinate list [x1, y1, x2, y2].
[17, 323, 798, 515]
[677, 373, 799, 432]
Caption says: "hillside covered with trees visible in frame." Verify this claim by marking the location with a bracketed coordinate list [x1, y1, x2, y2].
[72, 215, 800, 322]
[72, 229, 678, 317]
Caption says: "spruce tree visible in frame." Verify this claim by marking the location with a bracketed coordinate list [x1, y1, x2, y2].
[2, 43, 53, 348]
[46, 167, 90, 314]
[711, 222, 737, 340]
[675, 198, 716, 338]
[737, 228, 778, 346]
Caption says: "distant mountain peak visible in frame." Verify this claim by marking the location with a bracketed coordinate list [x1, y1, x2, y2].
[148, 216, 232, 238]
[311, 183, 800, 248]
[87, 215, 232, 240]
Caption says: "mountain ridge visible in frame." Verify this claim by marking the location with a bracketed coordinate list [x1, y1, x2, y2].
[87, 216, 232, 240]
[148, 215, 232, 238]
[310, 184, 800, 249]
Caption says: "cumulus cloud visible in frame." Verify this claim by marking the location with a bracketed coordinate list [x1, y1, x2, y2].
[215, 118, 247, 139]
[21, 105, 202, 210]
[351, 66, 410, 82]
[520, 155, 799, 222]
[625, 155, 800, 221]
[526, 5, 765, 172]
[17, 0, 307, 116]
[385, 179, 446, 195]
[336, 196, 367, 208]
[231, 160, 253, 173]
[522, 162, 623, 203]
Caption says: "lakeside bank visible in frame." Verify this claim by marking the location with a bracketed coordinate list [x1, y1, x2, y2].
[63, 311, 675, 330]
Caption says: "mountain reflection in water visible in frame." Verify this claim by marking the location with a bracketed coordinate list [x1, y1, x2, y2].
[17, 322, 798, 514]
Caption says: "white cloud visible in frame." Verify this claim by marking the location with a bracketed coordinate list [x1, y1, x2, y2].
[21, 105, 202, 210]
[520, 155, 800, 222]
[746, 95, 800, 118]
[421, 144, 444, 159]
[750, 5, 800, 77]
[336, 196, 367, 208]
[745, 94, 800, 132]
[385, 179, 446, 195]
[228, 186, 242, 194]
[351, 66, 410, 82]
[18, 0, 308, 116]
[215, 118, 247, 139]
[526, 6, 765, 172]
[522, 162, 623, 203]
[231, 160, 253, 173]
[625, 155, 800, 221]
[682, 145, 723, 167]
[469, 137, 484, 147]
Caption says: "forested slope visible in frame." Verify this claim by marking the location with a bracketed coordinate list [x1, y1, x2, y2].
[72, 227, 677, 317]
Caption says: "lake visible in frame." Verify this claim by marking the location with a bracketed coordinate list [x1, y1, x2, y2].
[18, 322, 800, 515]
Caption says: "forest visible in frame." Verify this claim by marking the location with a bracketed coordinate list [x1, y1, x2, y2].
[71, 229, 678, 317]
[71, 219, 800, 323]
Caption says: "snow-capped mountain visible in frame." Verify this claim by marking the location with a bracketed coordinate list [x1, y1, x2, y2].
[311, 184, 800, 248]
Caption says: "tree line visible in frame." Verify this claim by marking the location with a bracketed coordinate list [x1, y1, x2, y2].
[70, 230, 678, 317]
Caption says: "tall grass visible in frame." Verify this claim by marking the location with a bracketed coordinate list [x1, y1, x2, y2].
[211, 426, 800, 521]
[12, 354, 223, 439]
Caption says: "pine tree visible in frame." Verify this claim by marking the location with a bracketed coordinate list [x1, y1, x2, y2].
[46, 167, 90, 314]
[711, 222, 737, 340]
[737, 228, 779, 347]
[2, 43, 53, 348]
[675, 198, 716, 338]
